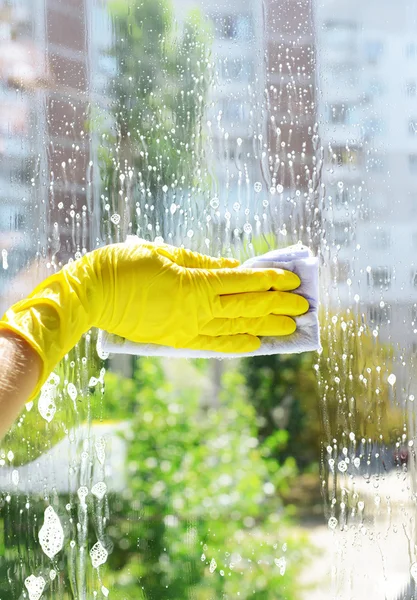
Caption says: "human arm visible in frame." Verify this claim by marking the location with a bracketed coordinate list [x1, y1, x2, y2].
[0, 330, 41, 439]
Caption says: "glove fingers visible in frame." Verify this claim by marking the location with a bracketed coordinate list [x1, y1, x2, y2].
[207, 268, 300, 295]
[213, 291, 309, 319]
[200, 315, 296, 336]
[172, 247, 239, 269]
[187, 334, 260, 353]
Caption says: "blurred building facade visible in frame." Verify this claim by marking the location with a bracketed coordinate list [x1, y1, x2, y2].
[0, 0, 47, 306]
[316, 0, 417, 390]
[0, 0, 112, 313]
[265, 0, 316, 191]
[262, 0, 318, 243]
[175, 0, 265, 229]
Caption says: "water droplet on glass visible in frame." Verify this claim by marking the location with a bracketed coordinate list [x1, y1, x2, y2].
[162, 185, 168, 193]
[274, 556, 286, 575]
[276, 184, 284, 193]
[210, 197, 219, 209]
[338, 460, 347, 473]
[170, 203, 177, 215]
[243, 223, 252, 234]
[95, 438, 106, 465]
[237, 137, 242, 146]
[38, 383, 57, 423]
[387, 374, 396, 386]
[67, 383, 77, 402]
[24, 575, 46, 600]
[110, 213, 121, 225]
[77, 486, 89, 503]
[92, 482, 107, 500]
[187, 230, 194, 238]
[99, 367, 106, 383]
[328, 517, 338, 530]
[96, 334, 110, 360]
[254, 182, 262, 193]
[90, 540, 108, 568]
[11, 470, 19, 486]
[209, 558, 217, 573]
[39, 506, 64, 559]
[2, 248, 8, 270]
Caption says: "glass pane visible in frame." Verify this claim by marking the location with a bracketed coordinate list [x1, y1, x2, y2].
[0, 0, 415, 599]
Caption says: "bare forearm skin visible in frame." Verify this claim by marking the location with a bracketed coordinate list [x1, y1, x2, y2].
[0, 330, 41, 440]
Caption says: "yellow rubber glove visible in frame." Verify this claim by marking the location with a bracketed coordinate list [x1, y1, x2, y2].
[0, 240, 308, 399]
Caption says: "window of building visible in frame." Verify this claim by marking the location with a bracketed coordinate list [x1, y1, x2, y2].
[328, 103, 349, 124]
[409, 154, 417, 174]
[212, 14, 253, 41]
[323, 20, 357, 53]
[328, 63, 358, 87]
[334, 187, 351, 208]
[367, 155, 385, 172]
[406, 81, 417, 96]
[363, 118, 384, 139]
[330, 260, 350, 282]
[364, 40, 383, 65]
[219, 58, 254, 82]
[370, 229, 391, 250]
[368, 78, 385, 96]
[333, 221, 351, 246]
[330, 145, 362, 167]
[406, 43, 417, 58]
[367, 266, 392, 288]
[221, 100, 248, 122]
[368, 304, 391, 326]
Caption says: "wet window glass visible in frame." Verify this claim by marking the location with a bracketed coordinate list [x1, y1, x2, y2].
[0, 0, 416, 599]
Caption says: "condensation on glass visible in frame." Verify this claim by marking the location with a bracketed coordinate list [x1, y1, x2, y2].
[0, 0, 416, 598]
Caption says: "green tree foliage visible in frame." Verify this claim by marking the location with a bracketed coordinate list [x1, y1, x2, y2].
[242, 311, 404, 473]
[101, 358, 308, 599]
[0, 358, 310, 599]
[99, 0, 212, 239]
[243, 352, 318, 470]
[317, 312, 403, 446]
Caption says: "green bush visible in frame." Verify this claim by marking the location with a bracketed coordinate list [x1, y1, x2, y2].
[101, 358, 309, 599]
[0, 357, 310, 600]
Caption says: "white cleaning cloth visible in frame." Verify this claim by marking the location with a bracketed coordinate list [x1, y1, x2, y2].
[100, 242, 321, 358]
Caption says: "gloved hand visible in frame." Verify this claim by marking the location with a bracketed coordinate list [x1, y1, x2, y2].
[0, 240, 308, 399]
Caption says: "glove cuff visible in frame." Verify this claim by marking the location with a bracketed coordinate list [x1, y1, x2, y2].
[0, 268, 93, 400]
